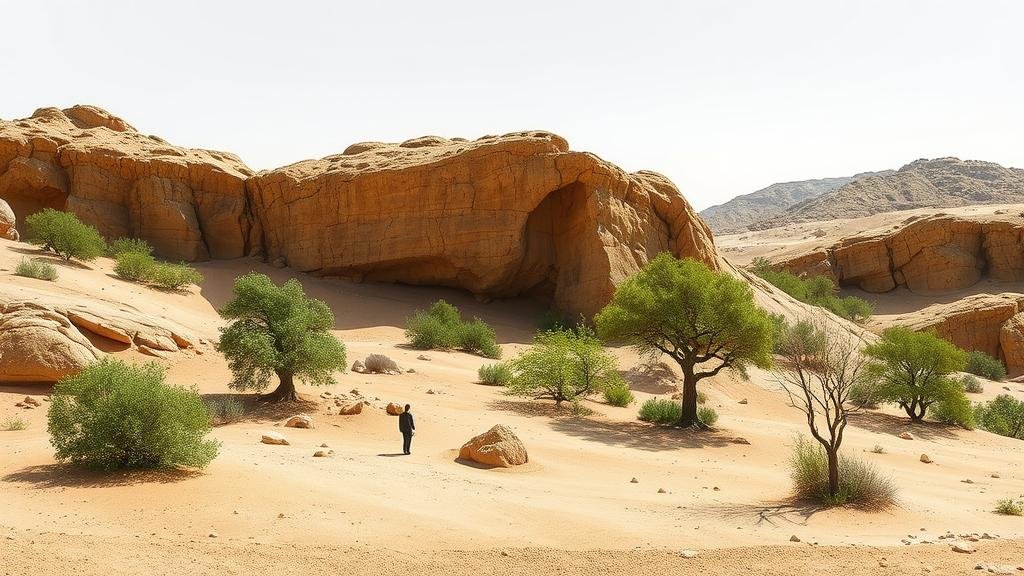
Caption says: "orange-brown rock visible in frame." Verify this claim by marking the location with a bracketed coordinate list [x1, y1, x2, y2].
[778, 214, 1024, 294]
[246, 132, 716, 317]
[0, 198, 17, 240]
[0, 301, 102, 382]
[0, 105, 253, 261]
[892, 292, 1024, 374]
[458, 424, 528, 467]
[385, 403, 405, 416]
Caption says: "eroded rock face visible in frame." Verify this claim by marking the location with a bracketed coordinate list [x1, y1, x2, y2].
[778, 215, 1024, 294]
[0, 301, 102, 382]
[0, 198, 17, 240]
[458, 424, 528, 467]
[892, 292, 1024, 375]
[0, 105, 253, 261]
[246, 132, 716, 317]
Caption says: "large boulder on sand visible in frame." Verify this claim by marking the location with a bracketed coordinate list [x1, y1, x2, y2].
[458, 424, 528, 468]
[0, 198, 17, 240]
[284, 414, 314, 429]
[386, 403, 405, 416]
[0, 301, 101, 382]
[246, 131, 717, 318]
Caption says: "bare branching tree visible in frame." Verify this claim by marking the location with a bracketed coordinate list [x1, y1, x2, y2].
[774, 320, 870, 498]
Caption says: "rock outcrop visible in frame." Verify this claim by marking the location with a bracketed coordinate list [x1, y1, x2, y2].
[0, 301, 102, 382]
[0, 198, 17, 240]
[0, 105, 253, 261]
[777, 214, 1024, 294]
[890, 292, 1024, 375]
[458, 424, 528, 467]
[751, 158, 1024, 230]
[247, 131, 716, 317]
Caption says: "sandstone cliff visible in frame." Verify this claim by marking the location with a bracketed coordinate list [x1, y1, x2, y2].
[776, 213, 1024, 294]
[246, 132, 717, 317]
[0, 105, 253, 261]
[750, 158, 1024, 230]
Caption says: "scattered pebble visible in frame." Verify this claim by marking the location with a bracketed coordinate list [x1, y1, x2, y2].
[789, 535, 801, 542]
[679, 550, 698, 559]
[898, 431, 914, 440]
[657, 488, 666, 494]
[630, 477, 638, 483]
[920, 453, 933, 464]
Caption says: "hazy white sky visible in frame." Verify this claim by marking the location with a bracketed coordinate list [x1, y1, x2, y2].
[2, 0, 1021, 210]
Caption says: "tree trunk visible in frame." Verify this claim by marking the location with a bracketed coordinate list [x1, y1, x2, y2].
[826, 448, 840, 498]
[904, 398, 925, 421]
[261, 371, 297, 402]
[676, 369, 705, 429]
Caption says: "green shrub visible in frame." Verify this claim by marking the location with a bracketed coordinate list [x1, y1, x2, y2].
[114, 251, 156, 281]
[789, 437, 896, 508]
[929, 386, 975, 429]
[974, 394, 1024, 439]
[363, 353, 400, 374]
[458, 319, 501, 359]
[849, 382, 881, 409]
[47, 358, 219, 470]
[697, 405, 719, 427]
[107, 237, 154, 257]
[2, 417, 28, 431]
[537, 309, 569, 332]
[638, 398, 681, 425]
[995, 498, 1023, 516]
[24, 208, 106, 262]
[569, 399, 595, 418]
[205, 396, 246, 425]
[961, 374, 984, 394]
[870, 444, 886, 454]
[769, 313, 788, 353]
[405, 300, 501, 358]
[15, 258, 58, 281]
[750, 261, 872, 323]
[507, 326, 620, 404]
[603, 382, 635, 407]
[148, 261, 203, 289]
[478, 363, 513, 386]
[966, 350, 1007, 381]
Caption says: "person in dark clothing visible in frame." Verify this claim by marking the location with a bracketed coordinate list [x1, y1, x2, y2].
[398, 404, 415, 455]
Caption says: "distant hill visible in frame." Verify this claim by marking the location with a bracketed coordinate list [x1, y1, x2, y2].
[700, 172, 887, 234]
[748, 158, 1024, 230]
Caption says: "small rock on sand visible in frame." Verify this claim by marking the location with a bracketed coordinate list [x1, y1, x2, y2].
[284, 414, 314, 429]
[790, 535, 801, 542]
[920, 453, 933, 464]
[952, 543, 976, 554]
[679, 550, 698, 559]
[898, 431, 914, 440]
[261, 432, 289, 446]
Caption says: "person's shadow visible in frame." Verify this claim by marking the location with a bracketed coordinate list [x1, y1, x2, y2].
[376, 453, 407, 457]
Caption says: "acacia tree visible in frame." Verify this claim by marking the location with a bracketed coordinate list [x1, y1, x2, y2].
[596, 254, 773, 428]
[775, 320, 869, 499]
[507, 326, 622, 405]
[864, 327, 967, 421]
[217, 273, 347, 402]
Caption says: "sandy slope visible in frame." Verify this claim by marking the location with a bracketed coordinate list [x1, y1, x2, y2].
[1, 239, 1023, 575]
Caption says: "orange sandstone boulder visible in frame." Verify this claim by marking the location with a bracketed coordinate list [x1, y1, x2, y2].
[246, 131, 716, 317]
[0, 198, 17, 240]
[458, 424, 528, 468]
[0, 105, 253, 261]
[0, 301, 102, 382]
[385, 403, 405, 416]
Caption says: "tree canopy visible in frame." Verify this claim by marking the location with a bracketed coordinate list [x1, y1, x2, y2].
[596, 253, 773, 427]
[25, 208, 106, 262]
[507, 326, 623, 405]
[863, 327, 967, 421]
[217, 273, 347, 401]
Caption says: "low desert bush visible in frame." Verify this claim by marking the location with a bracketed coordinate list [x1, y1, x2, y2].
[849, 381, 881, 409]
[107, 237, 154, 257]
[929, 385, 975, 429]
[114, 252, 202, 289]
[478, 363, 513, 386]
[974, 394, 1024, 439]
[25, 208, 106, 262]
[697, 405, 719, 427]
[961, 374, 985, 394]
[696, 390, 709, 405]
[870, 444, 886, 454]
[750, 258, 873, 323]
[638, 398, 681, 425]
[405, 300, 501, 358]
[569, 399, 594, 418]
[48, 358, 219, 470]
[995, 498, 1024, 516]
[363, 353, 400, 374]
[966, 350, 1007, 381]
[15, 258, 58, 281]
[114, 251, 156, 281]
[2, 417, 28, 431]
[790, 437, 896, 508]
[603, 382, 635, 407]
[205, 396, 246, 425]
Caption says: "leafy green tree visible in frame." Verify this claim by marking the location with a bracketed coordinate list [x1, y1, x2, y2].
[47, 358, 218, 470]
[507, 326, 622, 405]
[974, 394, 1024, 439]
[217, 273, 347, 402]
[864, 327, 967, 421]
[596, 253, 773, 428]
[25, 208, 106, 262]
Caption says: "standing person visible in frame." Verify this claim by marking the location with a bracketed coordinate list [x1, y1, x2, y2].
[399, 404, 415, 455]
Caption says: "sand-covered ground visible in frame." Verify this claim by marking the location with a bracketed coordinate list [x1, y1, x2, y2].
[1, 238, 1023, 575]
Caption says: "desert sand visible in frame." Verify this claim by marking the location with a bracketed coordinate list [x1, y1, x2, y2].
[2, 236, 1023, 575]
